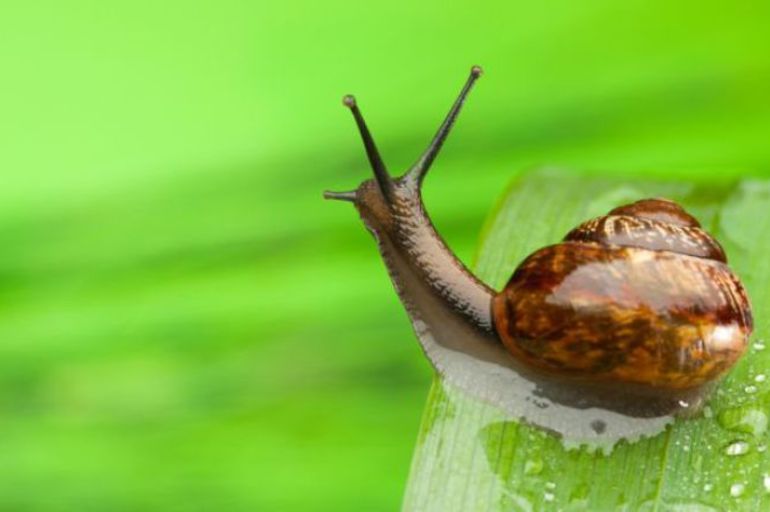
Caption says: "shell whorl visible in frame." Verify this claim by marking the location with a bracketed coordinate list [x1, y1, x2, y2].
[564, 198, 726, 262]
[565, 214, 727, 262]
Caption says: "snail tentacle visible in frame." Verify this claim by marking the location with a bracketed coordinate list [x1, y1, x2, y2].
[341, 94, 393, 202]
[322, 190, 357, 202]
[406, 65, 483, 186]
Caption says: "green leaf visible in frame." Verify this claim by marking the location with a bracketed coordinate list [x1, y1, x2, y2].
[403, 169, 770, 511]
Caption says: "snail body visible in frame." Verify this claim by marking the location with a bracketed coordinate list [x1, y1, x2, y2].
[325, 67, 753, 441]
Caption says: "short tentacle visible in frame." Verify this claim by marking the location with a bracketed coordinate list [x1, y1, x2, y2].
[323, 190, 357, 202]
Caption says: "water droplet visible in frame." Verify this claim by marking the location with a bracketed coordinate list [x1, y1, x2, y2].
[717, 407, 769, 436]
[745, 385, 758, 394]
[692, 454, 703, 472]
[764, 475, 770, 493]
[544, 492, 555, 502]
[524, 458, 543, 475]
[545, 481, 556, 490]
[756, 374, 767, 383]
[678, 400, 690, 408]
[703, 483, 713, 492]
[730, 482, 745, 497]
[726, 440, 750, 456]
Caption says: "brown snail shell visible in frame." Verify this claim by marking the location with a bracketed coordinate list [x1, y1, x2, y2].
[325, 67, 753, 443]
[493, 198, 752, 390]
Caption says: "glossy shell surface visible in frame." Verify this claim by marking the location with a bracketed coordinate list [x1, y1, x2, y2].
[493, 199, 753, 390]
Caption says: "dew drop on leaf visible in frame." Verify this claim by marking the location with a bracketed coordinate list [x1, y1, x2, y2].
[725, 440, 750, 456]
[717, 407, 768, 436]
[524, 458, 543, 475]
[730, 483, 745, 497]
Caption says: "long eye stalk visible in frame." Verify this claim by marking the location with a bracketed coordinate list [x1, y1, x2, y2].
[406, 65, 483, 185]
[341, 95, 393, 201]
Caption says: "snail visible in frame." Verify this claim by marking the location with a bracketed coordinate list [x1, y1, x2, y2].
[324, 66, 753, 443]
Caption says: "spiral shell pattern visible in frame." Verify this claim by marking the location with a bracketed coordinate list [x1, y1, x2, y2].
[493, 199, 752, 389]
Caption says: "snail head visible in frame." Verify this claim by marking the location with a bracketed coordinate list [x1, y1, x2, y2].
[324, 66, 484, 229]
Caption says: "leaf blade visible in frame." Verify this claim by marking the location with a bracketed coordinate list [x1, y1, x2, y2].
[403, 169, 770, 511]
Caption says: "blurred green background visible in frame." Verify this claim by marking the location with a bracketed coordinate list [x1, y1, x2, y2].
[2, 1, 770, 510]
